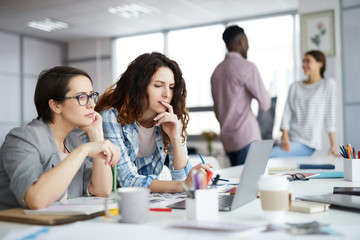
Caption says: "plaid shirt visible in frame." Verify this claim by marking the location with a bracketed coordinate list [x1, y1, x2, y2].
[101, 108, 191, 188]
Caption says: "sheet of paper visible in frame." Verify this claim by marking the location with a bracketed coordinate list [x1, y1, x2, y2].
[24, 197, 117, 215]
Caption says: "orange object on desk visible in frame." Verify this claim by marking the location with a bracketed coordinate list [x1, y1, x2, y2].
[150, 208, 172, 212]
[226, 186, 237, 195]
[105, 208, 119, 217]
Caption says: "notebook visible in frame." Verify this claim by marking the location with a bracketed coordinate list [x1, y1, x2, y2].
[167, 140, 274, 211]
[0, 208, 104, 225]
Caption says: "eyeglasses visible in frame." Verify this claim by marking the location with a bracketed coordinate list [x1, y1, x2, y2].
[61, 92, 99, 106]
[282, 173, 309, 182]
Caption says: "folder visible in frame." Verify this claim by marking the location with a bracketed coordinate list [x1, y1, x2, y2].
[307, 171, 344, 179]
[299, 164, 335, 170]
[0, 208, 104, 225]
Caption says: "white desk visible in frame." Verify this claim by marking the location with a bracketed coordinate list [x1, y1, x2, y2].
[1, 156, 360, 239]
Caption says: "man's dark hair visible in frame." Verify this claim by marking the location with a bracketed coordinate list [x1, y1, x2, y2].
[222, 25, 245, 44]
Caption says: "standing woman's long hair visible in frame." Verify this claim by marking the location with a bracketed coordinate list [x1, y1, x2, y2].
[95, 52, 189, 153]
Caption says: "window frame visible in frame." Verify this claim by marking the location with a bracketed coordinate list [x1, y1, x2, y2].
[113, 10, 299, 140]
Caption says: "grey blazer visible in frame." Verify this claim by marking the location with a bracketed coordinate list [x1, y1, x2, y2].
[0, 119, 92, 210]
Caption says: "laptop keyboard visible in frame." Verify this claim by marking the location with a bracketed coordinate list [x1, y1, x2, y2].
[219, 195, 234, 210]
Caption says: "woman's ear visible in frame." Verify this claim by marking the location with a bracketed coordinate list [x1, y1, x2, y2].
[49, 99, 62, 114]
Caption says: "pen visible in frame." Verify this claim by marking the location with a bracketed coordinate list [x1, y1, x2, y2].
[218, 178, 229, 182]
[198, 153, 213, 185]
[149, 208, 172, 212]
[199, 153, 205, 164]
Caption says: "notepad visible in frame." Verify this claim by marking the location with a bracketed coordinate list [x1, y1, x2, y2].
[290, 200, 330, 213]
[24, 204, 106, 216]
[171, 220, 259, 232]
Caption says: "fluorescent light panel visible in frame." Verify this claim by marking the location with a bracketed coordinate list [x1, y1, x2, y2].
[108, 3, 160, 19]
[27, 18, 69, 32]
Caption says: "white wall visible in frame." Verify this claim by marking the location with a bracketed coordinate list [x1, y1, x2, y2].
[0, 31, 64, 145]
[299, 0, 344, 155]
[67, 38, 113, 95]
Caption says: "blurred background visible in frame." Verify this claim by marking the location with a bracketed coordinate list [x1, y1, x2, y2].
[0, 0, 359, 167]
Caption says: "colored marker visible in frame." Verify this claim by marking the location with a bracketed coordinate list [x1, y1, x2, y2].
[150, 208, 172, 212]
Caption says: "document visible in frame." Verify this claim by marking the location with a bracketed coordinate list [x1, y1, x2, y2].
[24, 197, 117, 215]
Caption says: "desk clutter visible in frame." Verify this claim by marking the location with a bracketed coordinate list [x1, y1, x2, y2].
[339, 143, 360, 182]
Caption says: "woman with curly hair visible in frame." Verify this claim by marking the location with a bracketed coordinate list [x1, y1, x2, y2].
[95, 52, 211, 192]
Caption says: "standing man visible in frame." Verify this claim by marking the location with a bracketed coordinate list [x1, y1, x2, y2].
[211, 25, 271, 166]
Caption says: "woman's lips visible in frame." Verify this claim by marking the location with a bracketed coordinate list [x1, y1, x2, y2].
[85, 113, 94, 118]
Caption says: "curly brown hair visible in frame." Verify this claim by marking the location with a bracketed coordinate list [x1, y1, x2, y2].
[95, 52, 189, 153]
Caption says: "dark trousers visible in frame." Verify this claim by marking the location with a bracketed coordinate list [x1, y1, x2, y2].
[226, 143, 251, 166]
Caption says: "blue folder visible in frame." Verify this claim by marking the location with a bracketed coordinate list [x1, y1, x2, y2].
[307, 171, 344, 179]
[299, 164, 335, 170]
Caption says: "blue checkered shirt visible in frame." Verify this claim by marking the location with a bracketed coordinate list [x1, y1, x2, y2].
[101, 108, 192, 188]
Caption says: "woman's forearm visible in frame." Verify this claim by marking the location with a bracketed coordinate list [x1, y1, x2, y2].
[170, 137, 187, 170]
[24, 145, 89, 209]
[148, 179, 182, 193]
[88, 157, 113, 197]
[328, 132, 336, 147]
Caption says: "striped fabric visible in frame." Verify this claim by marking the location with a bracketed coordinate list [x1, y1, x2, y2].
[100, 108, 191, 188]
[281, 79, 336, 150]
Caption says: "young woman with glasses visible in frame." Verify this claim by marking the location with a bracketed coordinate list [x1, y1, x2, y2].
[0, 66, 120, 210]
[95, 52, 211, 193]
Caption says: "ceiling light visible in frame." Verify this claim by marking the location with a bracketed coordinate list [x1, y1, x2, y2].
[27, 18, 69, 32]
[108, 3, 160, 19]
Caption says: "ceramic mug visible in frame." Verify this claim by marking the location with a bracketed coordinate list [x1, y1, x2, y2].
[105, 187, 150, 224]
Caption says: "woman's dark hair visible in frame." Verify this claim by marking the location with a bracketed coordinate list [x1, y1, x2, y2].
[305, 50, 326, 78]
[34, 66, 92, 123]
[95, 52, 189, 154]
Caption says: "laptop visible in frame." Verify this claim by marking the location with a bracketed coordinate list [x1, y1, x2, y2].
[297, 194, 360, 211]
[167, 140, 274, 211]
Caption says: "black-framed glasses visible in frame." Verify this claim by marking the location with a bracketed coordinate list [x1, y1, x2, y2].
[61, 92, 99, 106]
[282, 173, 309, 182]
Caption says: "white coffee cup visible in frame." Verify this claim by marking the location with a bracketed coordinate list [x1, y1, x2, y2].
[258, 175, 289, 223]
[105, 187, 150, 224]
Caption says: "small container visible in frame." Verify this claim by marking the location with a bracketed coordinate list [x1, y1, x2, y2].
[186, 189, 218, 220]
[344, 158, 360, 182]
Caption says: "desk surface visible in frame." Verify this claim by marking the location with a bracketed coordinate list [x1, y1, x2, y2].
[1, 156, 360, 239]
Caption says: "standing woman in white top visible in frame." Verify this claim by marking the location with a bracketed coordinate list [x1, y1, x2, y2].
[270, 50, 338, 157]
[0, 66, 120, 210]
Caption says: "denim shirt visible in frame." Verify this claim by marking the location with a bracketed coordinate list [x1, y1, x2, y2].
[101, 108, 191, 188]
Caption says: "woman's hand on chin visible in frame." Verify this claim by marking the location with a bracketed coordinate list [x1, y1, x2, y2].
[154, 102, 179, 139]
[79, 112, 104, 141]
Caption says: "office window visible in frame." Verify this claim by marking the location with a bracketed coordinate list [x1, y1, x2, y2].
[113, 14, 298, 138]
[230, 15, 297, 138]
[113, 33, 164, 80]
[168, 25, 224, 135]
[168, 25, 225, 107]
